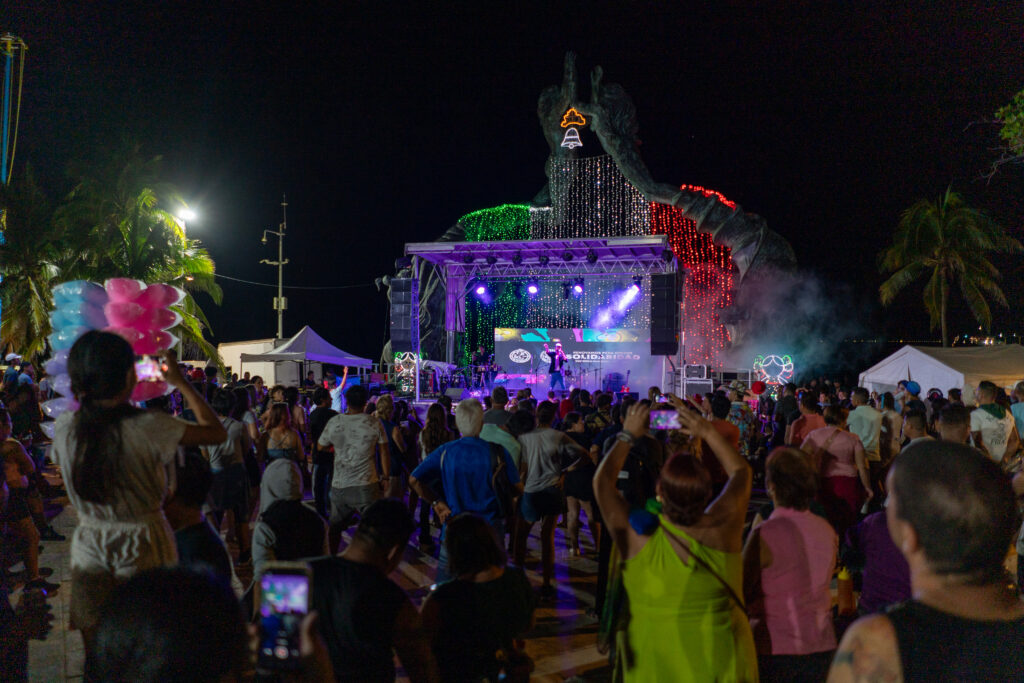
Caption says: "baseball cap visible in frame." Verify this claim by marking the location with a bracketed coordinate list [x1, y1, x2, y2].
[5, 353, 21, 362]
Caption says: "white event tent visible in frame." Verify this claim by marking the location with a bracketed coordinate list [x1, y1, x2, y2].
[237, 326, 372, 385]
[858, 344, 1024, 402]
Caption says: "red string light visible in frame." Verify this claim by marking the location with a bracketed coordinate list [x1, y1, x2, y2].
[650, 187, 735, 366]
[679, 184, 737, 210]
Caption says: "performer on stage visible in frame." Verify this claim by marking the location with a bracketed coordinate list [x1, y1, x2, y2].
[544, 341, 568, 392]
[471, 345, 491, 389]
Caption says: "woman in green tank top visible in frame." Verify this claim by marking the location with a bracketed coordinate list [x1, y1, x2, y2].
[593, 399, 758, 682]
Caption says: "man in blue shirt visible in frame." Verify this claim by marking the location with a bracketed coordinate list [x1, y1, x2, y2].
[409, 399, 522, 583]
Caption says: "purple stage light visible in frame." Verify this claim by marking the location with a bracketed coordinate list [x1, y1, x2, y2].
[573, 283, 583, 294]
[475, 285, 486, 295]
[527, 283, 539, 294]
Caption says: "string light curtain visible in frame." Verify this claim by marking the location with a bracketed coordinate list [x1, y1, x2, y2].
[454, 172, 734, 367]
[650, 193, 734, 366]
[458, 203, 532, 241]
[531, 155, 651, 239]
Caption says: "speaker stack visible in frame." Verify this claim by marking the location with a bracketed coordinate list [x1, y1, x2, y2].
[390, 278, 419, 353]
[649, 272, 680, 356]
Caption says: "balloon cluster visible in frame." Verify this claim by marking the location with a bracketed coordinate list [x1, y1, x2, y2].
[104, 279, 183, 402]
[40, 279, 183, 437]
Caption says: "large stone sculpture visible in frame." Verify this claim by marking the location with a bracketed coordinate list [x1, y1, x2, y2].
[381, 53, 796, 366]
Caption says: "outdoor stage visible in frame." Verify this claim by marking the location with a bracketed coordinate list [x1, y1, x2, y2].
[401, 235, 680, 400]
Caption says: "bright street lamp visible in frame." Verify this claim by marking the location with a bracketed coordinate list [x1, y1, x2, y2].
[177, 208, 197, 222]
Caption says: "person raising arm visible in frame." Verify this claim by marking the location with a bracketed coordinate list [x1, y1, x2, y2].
[592, 400, 756, 682]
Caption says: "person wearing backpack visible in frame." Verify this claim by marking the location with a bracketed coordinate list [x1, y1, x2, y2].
[409, 399, 523, 584]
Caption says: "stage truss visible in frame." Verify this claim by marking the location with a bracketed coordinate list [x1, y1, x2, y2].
[404, 235, 681, 399]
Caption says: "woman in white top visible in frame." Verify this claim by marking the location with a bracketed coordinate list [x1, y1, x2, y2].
[51, 331, 226, 653]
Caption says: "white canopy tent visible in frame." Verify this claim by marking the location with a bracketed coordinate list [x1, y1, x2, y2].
[239, 325, 373, 369]
[858, 344, 1024, 403]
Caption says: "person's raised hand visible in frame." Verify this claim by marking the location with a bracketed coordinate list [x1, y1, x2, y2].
[161, 349, 186, 387]
[674, 404, 714, 440]
[622, 403, 649, 440]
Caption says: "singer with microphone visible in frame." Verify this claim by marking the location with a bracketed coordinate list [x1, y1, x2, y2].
[543, 342, 568, 392]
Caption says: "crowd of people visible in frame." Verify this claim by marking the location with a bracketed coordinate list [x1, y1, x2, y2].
[1, 333, 1022, 681]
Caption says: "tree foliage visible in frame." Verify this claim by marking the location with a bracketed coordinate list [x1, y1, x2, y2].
[879, 187, 1021, 346]
[987, 88, 1024, 178]
[0, 143, 222, 363]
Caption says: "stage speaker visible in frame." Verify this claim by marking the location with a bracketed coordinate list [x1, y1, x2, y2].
[619, 391, 640, 402]
[390, 278, 419, 352]
[650, 272, 680, 356]
[684, 364, 708, 379]
[445, 388, 472, 400]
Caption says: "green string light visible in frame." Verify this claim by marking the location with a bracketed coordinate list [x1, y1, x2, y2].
[458, 204, 532, 241]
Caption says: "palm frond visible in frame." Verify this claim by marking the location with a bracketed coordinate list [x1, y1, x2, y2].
[879, 262, 927, 306]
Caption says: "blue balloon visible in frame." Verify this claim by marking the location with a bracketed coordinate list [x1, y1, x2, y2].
[52, 300, 106, 329]
[53, 281, 108, 307]
[48, 325, 89, 350]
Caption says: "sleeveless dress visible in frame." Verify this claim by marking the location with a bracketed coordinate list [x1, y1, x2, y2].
[620, 515, 758, 682]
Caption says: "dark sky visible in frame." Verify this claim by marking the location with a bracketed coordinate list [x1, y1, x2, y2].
[5, 1, 1024, 361]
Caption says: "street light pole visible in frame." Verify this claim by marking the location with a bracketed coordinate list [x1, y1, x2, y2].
[174, 209, 196, 357]
[260, 195, 289, 341]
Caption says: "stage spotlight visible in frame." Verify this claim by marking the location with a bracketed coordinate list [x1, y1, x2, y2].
[472, 280, 494, 304]
[562, 250, 574, 262]
[615, 281, 641, 312]
[486, 255, 498, 265]
[526, 278, 540, 295]
[632, 275, 643, 288]
[462, 254, 474, 264]
[562, 281, 572, 300]
[573, 277, 585, 295]
[538, 255, 550, 266]
[512, 252, 523, 266]
[586, 249, 598, 264]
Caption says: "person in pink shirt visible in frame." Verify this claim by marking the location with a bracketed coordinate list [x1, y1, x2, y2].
[786, 393, 826, 446]
[801, 406, 873, 538]
[744, 447, 838, 683]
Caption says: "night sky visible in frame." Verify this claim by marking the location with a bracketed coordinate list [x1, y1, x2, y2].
[5, 2, 1024, 364]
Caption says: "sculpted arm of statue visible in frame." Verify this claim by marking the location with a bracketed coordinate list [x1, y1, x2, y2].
[573, 63, 796, 279]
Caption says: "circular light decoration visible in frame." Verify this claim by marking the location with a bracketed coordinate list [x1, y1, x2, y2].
[393, 351, 419, 394]
[753, 354, 794, 387]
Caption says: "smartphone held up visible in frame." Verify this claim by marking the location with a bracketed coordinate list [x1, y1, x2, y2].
[257, 562, 312, 671]
[649, 409, 682, 430]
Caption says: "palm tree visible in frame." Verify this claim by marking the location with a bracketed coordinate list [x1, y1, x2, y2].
[879, 187, 1022, 346]
[0, 171, 62, 359]
[58, 142, 223, 362]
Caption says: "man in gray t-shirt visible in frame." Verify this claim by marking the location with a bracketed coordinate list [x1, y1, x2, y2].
[514, 402, 587, 599]
[317, 385, 390, 551]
